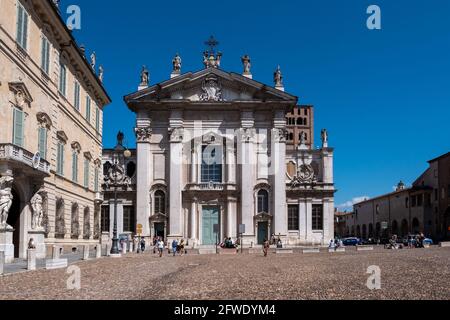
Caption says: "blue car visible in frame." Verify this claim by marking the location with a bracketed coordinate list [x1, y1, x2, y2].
[343, 237, 361, 246]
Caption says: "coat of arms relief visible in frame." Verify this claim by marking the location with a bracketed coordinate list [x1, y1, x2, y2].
[200, 75, 224, 102]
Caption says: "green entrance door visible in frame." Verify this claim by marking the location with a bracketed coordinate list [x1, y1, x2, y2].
[202, 206, 219, 245]
[257, 222, 268, 245]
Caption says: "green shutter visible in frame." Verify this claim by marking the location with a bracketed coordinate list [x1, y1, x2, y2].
[57, 143, 64, 176]
[13, 108, 24, 147]
[84, 159, 89, 188]
[74, 82, 80, 110]
[22, 7, 28, 50]
[95, 108, 100, 131]
[17, 4, 23, 47]
[86, 97, 91, 122]
[72, 153, 78, 182]
[38, 127, 47, 159]
[94, 168, 99, 192]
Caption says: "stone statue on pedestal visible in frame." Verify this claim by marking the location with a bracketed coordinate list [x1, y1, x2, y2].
[90, 51, 96, 70]
[0, 176, 13, 228]
[98, 65, 104, 82]
[321, 129, 328, 147]
[241, 55, 251, 75]
[172, 53, 182, 74]
[140, 66, 149, 86]
[30, 190, 45, 230]
[274, 65, 283, 87]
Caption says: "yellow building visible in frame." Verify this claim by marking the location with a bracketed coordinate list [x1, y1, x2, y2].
[0, 0, 110, 262]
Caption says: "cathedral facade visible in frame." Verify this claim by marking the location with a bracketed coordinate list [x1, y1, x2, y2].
[103, 49, 335, 247]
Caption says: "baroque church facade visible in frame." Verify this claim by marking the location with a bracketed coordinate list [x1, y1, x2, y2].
[102, 47, 335, 247]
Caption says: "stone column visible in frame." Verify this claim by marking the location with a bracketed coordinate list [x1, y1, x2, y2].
[227, 198, 237, 238]
[299, 199, 307, 242]
[190, 147, 197, 184]
[272, 128, 288, 239]
[190, 199, 197, 244]
[306, 199, 313, 243]
[0, 251, 4, 275]
[27, 249, 36, 271]
[168, 127, 184, 240]
[238, 127, 256, 245]
[226, 145, 236, 184]
[135, 120, 152, 238]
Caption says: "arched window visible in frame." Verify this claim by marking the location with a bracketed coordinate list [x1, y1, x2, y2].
[103, 161, 112, 175]
[392, 220, 399, 236]
[55, 199, 65, 239]
[257, 190, 269, 214]
[154, 191, 166, 214]
[412, 218, 420, 234]
[297, 118, 302, 126]
[71, 203, 79, 239]
[126, 161, 136, 178]
[83, 207, 91, 239]
[289, 133, 294, 141]
[401, 219, 408, 237]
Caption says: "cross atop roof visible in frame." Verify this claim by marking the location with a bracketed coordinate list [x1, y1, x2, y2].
[204, 35, 219, 54]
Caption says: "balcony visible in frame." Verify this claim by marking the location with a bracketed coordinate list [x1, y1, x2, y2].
[0, 143, 51, 175]
[185, 182, 237, 192]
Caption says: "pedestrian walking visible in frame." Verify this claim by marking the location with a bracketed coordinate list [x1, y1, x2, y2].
[263, 239, 270, 257]
[140, 238, 146, 253]
[157, 239, 164, 258]
[172, 239, 178, 257]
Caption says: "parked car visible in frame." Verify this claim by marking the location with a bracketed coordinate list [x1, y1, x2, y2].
[343, 237, 361, 246]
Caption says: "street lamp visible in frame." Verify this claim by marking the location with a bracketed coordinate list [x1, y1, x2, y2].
[108, 132, 131, 256]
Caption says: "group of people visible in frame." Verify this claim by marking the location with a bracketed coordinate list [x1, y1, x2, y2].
[220, 237, 237, 249]
[170, 239, 186, 256]
[328, 239, 344, 250]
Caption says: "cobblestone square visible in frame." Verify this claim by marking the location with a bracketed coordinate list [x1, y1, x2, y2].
[1, 247, 449, 300]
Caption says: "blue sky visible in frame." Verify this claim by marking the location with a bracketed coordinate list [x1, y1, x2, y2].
[65, 0, 450, 209]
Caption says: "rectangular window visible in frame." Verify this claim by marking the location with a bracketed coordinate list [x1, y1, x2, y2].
[94, 168, 99, 192]
[72, 153, 78, 183]
[84, 158, 90, 188]
[101, 206, 110, 232]
[417, 194, 423, 207]
[74, 82, 80, 110]
[38, 127, 47, 160]
[201, 145, 222, 183]
[59, 62, 66, 96]
[56, 142, 64, 176]
[411, 196, 417, 207]
[288, 205, 299, 231]
[12, 107, 24, 147]
[312, 204, 323, 231]
[16, 2, 28, 50]
[85, 96, 91, 122]
[95, 107, 100, 132]
[123, 206, 135, 233]
[41, 36, 50, 74]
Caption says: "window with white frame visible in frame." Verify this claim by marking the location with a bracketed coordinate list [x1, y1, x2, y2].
[257, 190, 269, 214]
[201, 145, 222, 183]
[72, 151, 78, 183]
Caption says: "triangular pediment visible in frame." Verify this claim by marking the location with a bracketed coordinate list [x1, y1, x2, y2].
[124, 68, 298, 105]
